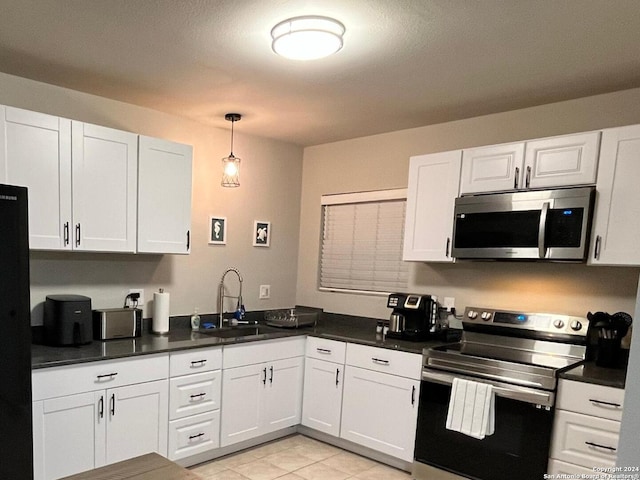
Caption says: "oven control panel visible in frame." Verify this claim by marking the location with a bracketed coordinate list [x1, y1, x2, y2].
[464, 307, 589, 337]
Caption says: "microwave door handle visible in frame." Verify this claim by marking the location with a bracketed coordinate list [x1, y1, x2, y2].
[538, 202, 550, 259]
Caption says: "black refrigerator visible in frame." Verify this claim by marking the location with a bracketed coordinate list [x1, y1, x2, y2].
[0, 184, 33, 479]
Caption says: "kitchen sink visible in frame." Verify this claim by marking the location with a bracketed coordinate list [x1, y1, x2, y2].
[197, 324, 275, 339]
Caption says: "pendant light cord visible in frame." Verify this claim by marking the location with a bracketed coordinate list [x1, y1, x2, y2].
[230, 119, 234, 156]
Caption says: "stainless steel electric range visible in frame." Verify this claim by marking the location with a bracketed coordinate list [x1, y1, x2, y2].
[413, 306, 590, 480]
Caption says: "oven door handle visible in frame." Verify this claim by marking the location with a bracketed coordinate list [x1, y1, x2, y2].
[422, 369, 554, 407]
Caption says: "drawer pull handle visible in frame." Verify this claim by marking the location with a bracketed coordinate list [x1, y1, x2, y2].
[317, 348, 332, 354]
[191, 360, 207, 367]
[190, 393, 206, 400]
[189, 433, 205, 440]
[585, 441, 617, 453]
[589, 398, 622, 408]
[372, 357, 389, 365]
[97, 372, 118, 380]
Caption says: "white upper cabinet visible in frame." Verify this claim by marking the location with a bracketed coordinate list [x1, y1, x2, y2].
[403, 150, 462, 262]
[460, 132, 600, 194]
[71, 122, 138, 252]
[0, 106, 72, 250]
[138, 136, 192, 254]
[589, 124, 640, 266]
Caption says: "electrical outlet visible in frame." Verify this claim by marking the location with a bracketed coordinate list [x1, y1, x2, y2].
[128, 288, 145, 308]
[259, 285, 271, 299]
[443, 296, 455, 312]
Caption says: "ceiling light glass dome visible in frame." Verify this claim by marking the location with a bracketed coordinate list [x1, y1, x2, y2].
[271, 16, 345, 61]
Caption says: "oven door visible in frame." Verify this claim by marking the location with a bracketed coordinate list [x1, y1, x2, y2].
[414, 369, 555, 480]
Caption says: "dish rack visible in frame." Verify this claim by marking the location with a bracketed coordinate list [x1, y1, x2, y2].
[264, 309, 318, 328]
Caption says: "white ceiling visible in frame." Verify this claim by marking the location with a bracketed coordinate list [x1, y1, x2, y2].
[1, 0, 640, 147]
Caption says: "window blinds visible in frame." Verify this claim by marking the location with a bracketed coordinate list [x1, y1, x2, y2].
[320, 192, 409, 294]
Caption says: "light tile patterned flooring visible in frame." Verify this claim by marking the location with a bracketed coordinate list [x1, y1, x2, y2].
[190, 434, 412, 480]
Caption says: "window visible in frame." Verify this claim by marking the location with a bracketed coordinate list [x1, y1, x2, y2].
[319, 189, 409, 294]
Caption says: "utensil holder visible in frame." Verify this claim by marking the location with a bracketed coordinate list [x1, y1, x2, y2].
[595, 337, 622, 368]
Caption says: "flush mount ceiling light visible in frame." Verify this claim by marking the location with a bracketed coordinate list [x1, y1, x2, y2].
[221, 113, 241, 188]
[271, 15, 345, 61]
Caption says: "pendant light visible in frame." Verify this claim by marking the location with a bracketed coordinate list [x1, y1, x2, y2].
[221, 113, 241, 187]
[271, 16, 345, 61]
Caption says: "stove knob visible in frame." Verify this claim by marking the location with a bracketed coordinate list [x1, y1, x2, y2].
[481, 312, 492, 321]
[553, 319, 565, 329]
[570, 320, 583, 331]
[468, 310, 478, 319]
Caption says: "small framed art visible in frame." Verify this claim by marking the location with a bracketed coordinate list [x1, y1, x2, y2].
[253, 220, 271, 247]
[209, 216, 227, 245]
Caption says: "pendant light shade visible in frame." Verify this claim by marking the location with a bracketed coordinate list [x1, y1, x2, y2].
[221, 113, 241, 188]
[271, 16, 345, 61]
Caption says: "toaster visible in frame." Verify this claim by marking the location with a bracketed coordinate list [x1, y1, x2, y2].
[93, 308, 142, 340]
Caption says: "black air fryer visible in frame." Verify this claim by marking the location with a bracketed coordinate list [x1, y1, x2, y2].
[44, 295, 93, 346]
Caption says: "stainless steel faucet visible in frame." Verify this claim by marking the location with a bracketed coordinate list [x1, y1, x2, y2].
[218, 267, 243, 328]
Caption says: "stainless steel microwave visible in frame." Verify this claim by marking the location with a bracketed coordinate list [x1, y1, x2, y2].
[452, 186, 595, 261]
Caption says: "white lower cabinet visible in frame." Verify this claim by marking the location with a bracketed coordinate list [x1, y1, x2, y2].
[32, 354, 169, 480]
[220, 337, 305, 447]
[340, 344, 421, 462]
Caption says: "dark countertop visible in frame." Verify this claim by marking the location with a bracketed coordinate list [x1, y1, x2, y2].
[559, 360, 627, 389]
[32, 312, 461, 369]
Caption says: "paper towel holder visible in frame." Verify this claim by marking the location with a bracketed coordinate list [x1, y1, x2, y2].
[152, 288, 170, 335]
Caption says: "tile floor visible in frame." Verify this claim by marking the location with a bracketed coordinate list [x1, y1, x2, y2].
[190, 434, 412, 480]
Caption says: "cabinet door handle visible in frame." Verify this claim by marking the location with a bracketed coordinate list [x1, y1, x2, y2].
[97, 372, 118, 381]
[594, 235, 602, 260]
[190, 359, 207, 367]
[190, 393, 207, 400]
[75, 223, 81, 246]
[316, 348, 332, 354]
[262, 367, 267, 385]
[186, 230, 190, 251]
[336, 368, 340, 386]
[514, 167, 520, 189]
[585, 441, 617, 453]
[445, 237, 451, 257]
[372, 357, 389, 365]
[589, 398, 622, 408]
[269, 365, 274, 384]
[189, 432, 205, 440]
[63, 222, 70, 246]
[98, 396, 104, 419]
[110, 393, 116, 416]
[525, 166, 532, 188]
[411, 385, 416, 405]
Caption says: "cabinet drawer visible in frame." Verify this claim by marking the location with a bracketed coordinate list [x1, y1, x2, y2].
[32, 354, 168, 401]
[306, 337, 346, 364]
[168, 411, 220, 461]
[223, 336, 305, 369]
[345, 343, 421, 380]
[551, 410, 620, 468]
[169, 347, 222, 377]
[169, 371, 221, 420]
[557, 380, 624, 421]
[547, 459, 612, 477]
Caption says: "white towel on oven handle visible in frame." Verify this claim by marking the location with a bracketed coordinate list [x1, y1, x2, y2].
[446, 378, 495, 440]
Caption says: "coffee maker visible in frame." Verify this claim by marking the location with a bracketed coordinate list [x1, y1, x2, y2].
[386, 293, 442, 341]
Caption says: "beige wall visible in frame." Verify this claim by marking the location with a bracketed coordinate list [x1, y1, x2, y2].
[0, 72, 303, 324]
[297, 88, 640, 319]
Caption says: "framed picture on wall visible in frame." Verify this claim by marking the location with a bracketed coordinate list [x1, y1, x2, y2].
[209, 216, 227, 245]
[253, 220, 271, 247]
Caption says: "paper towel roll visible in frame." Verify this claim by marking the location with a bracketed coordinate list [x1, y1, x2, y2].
[153, 289, 170, 334]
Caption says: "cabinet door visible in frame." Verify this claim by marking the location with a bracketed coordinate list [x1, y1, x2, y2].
[340, 366, 419, 462]
[138, 136, 192, 254]
[460, 142, 525, 194]
[403, 150, 462, 262]
[105, 379, 168, 465]
[590, 125, 640, 266]
[524, 132, 600, 189]
[71, 121, 137, 252]
[263, 356, 304, 434]
[220, 363, 264, 447]
[32, 392, 105, 480]
[0, 106, 72, 250]
[302, 358, 343, 436]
